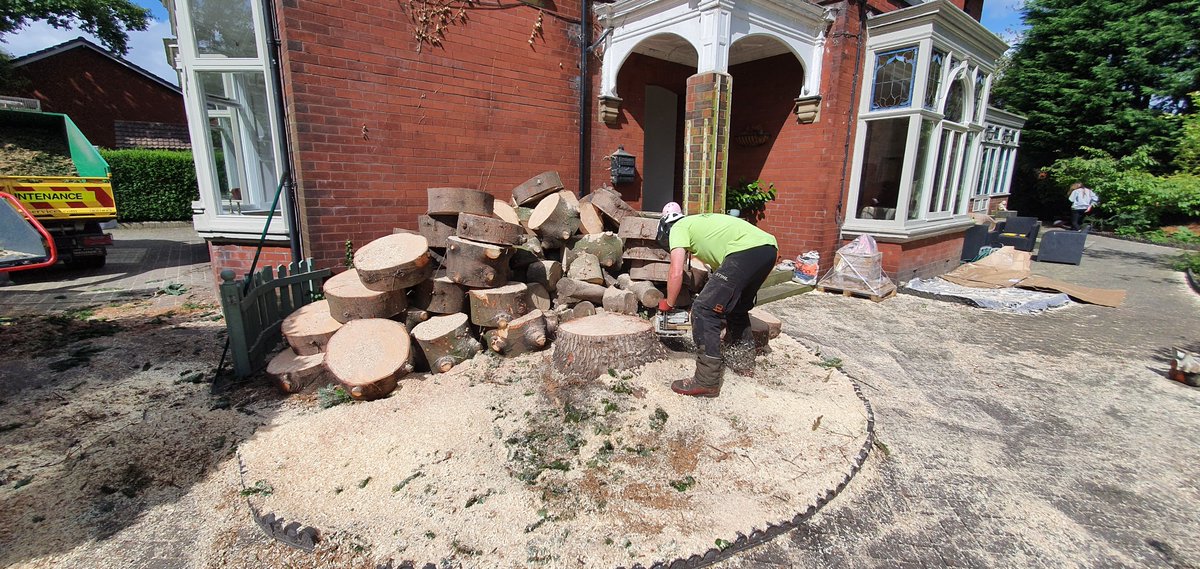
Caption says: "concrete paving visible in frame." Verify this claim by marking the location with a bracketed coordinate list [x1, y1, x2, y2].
[0, 224, 214, 315]
[3, 225, 1198, 567]
[720, 234, 1200, 568]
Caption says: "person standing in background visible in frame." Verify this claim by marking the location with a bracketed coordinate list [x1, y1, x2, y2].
[1067, 182, 1099, 230]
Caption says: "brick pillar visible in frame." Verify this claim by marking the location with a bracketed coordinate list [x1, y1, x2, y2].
[682, 72, 732, 214]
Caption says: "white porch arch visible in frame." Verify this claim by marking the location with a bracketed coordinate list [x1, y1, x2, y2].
[595, 0, 834, 101]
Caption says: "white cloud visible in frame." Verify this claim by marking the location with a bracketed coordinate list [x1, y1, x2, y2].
[2, 19, 178, 85]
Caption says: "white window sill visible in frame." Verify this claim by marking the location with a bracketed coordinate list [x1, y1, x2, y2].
[840, 217, 974, 243]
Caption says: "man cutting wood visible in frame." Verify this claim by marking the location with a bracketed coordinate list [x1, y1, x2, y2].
[656, 202, 778, 397]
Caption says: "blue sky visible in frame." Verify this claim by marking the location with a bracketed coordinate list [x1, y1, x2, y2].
[3, 0, 1028, 86]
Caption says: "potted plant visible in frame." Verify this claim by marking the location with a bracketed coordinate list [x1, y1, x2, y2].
[726, 179, 776, 224]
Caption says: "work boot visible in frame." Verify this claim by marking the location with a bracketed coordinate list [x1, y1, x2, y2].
[671, 355, 724, 398]
[724, 342, 757, 377]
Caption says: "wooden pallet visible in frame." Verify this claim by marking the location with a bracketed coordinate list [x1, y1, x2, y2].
[816, 282, 896, 302]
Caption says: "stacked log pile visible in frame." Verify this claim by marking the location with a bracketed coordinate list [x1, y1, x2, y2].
[273, 171, 777, 396]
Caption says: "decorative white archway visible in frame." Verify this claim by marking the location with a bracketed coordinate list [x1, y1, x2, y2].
[594, 0, 834, 102]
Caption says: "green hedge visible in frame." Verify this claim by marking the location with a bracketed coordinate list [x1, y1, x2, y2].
[100, 149, 199, 222]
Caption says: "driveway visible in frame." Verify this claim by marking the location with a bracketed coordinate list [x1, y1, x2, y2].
[0, 224, 214, 315]
[719, 234, 1200, 568]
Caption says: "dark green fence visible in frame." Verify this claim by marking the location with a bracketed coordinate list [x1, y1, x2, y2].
[218, 259, 330, 377]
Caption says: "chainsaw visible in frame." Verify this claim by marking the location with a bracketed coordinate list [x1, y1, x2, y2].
[654, 308, 692, 337]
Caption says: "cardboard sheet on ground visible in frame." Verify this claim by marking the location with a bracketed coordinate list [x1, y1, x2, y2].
[941, 246, 1125, 307]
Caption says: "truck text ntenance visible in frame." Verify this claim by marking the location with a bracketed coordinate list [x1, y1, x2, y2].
[15, 191, 87, 201]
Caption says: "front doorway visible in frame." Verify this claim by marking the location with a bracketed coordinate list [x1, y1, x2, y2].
[642, 85, 678, 212]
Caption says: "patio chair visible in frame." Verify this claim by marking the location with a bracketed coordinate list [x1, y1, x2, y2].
[994, 216, 1041, 252]
[1037, 225, 1090, 265]
[960, 223, 997, 262]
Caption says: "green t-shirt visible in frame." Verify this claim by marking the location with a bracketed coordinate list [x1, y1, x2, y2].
[667, 214, 777, 268]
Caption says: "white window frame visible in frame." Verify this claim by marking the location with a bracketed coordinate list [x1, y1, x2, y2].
[171, 0, 289, 239]
[842, 1, 1010, 240]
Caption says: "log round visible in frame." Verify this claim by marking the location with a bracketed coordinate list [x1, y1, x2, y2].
[527, 260, 562, 292]
[445, 236, 513, 288]
[491, 200, 524, 228]
[457, 213, 525, 246]
[281, 299, 343, 356]
[589, 186, 638, 225]
[323, 269, 408, 324]
[417, 214, 458, 249]
[511, 171, 565, 206]
[353, 233, 434, 291]
[551, 313, 666, 379]
[411, 312, 483, 373]
[267, 347, 329, 394]
[578, 201, 605, 235]
[468, 282, 531, 328]
[324, 318, 411, 400]
[409, 273, 466, 315]
[556, 277, 606, 304]
[427, 187, 494, 216]
[483, 309, 548, 356]
[527, 283, 552, 311]
[602, 286, 638, 315]
[572, 232, 624, 268]
[527, 192, 580, 243]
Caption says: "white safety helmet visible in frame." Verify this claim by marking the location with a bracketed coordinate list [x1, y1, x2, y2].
[656, 202, 684, 250]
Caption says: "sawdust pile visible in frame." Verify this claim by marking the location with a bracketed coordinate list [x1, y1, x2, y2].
[234, 334, 869, 568]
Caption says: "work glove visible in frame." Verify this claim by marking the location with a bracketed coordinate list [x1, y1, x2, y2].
[657, 299, 672, 312]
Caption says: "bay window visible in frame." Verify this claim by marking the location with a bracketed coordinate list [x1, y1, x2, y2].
[844, 1, 1013, 238]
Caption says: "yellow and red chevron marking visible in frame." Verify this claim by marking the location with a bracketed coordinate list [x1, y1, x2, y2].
[0, 178, 116, 220]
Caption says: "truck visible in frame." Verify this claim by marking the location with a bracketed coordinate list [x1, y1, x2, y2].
[0, 103, 115, 268]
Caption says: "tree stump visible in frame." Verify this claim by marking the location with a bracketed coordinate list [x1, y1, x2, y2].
[556, 277, 606, 304]
[483, 309, 548, 356]
[527, 259, 562, 292]
[411, 313, 483, 373]
[445, 236, 512, 287]
[527, 283, 552, 311]
[551, 313, 666, 379]
[512, 171, 565, 206]
[323, 269, 408, 323]
[353, 233, 433, 291]
[324, 319, 411, 400]
[572, 232, 624, 269]
[578, 201, 604, 234]
[602, 286, 638, 315]
[618, 216, 659, 240]
[616, 274, 665, 308]
[528, 192, 580, 245]
[409, 274, 466, 315]
[457, 213, 525, 246]
[281, 299, 343, 356]
[418, 214, 458, 249]
[589, 186, 638, 225]
[468, 282, 531, 328]
[566, 252, 604, 284]
[427, 187, 493, 216]
[267, 347, 329, 393]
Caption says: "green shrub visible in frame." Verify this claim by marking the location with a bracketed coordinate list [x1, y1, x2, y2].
[100, 149, 199, 222]
[1169, 252, 1200, 274]
[1048, 147, 1200, 234]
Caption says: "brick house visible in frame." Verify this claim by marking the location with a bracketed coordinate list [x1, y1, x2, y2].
[10, 38, 191, 150]
[165, 0, 1022, 281]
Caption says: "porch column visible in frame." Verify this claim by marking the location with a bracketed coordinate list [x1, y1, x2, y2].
[682, 72, 732, 215]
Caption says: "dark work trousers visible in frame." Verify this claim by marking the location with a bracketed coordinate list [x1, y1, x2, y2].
[1070, 209, 1086, 231]
[691, 245, 778, 359]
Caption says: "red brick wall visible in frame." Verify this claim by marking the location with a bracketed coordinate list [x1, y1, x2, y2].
[277, 0, 584, 269]
[208, 242, 294, 286]
[841, 232, 965, 284]
[592, 53, 695, 207]
[15, 47, 186, 149]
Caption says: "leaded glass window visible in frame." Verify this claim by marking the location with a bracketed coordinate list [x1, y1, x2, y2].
[944, 79, 966, 123]
[973, 72, 988, 123]
[870, 46, 918, 110]
[924, 49, 945, 110]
